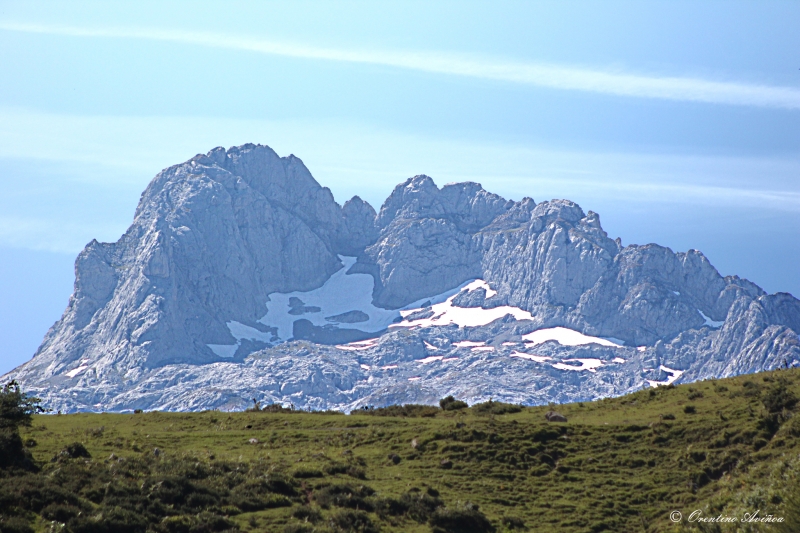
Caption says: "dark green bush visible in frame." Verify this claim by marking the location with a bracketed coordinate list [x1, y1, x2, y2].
[684, 405, 697, 414]
[429, 502, 495, 533]
[501, 515, 527, 530]
[283, 524, 313, 533]
[358, 404, 439, 417]
[292, 468, 324, 479]
[762, 381, 798, 413]
[68, 505, 149, 533]
[314, 483, 375, 511]
[328, 509, 379, 533]
[292, 505, 323, 523]
[59, 441, 92, 459]
[471, 401, 522, 416]
[0, 516, 34, 533]
[439, 396, 468, 411]
[41, 502, 83, 522]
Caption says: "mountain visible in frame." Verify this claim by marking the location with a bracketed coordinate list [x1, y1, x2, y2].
[4, 144, 799, 413]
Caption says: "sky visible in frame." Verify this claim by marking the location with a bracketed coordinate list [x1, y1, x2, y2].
[1, 0, 799, 375]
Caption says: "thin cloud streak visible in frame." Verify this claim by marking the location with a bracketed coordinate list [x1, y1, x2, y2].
[3, 21, 800, 110]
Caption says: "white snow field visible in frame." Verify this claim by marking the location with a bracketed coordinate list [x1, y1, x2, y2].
[65, 365, 89, 378]
[522, 327, 622, 348]
[260, 256, 410, 341]
[509, 352, 552, 363]
[392, 280, 535, 329]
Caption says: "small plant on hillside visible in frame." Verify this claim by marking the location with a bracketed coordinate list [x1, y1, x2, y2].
[440, 396, 468, 411]
[358, 404, 439, 417]
[762, 380, 798, 414]
[429, 502, 495, 533]
[471, 400, 522, 416]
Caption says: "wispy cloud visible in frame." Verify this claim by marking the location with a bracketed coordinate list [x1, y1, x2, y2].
[2, 21, 800, 110]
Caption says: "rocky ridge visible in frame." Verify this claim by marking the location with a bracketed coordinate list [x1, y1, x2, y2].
[4, 144, 799, 413]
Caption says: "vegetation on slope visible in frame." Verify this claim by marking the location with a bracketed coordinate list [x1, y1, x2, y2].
[1, 369, 799, 533]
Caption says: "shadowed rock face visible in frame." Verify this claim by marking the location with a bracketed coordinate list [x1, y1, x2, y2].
[5, 143, 799, 413]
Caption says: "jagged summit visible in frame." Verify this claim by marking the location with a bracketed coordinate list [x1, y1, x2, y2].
[5, 144, 799, 413]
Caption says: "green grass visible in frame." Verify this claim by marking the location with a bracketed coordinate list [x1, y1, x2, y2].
[3, 368, 800, 533]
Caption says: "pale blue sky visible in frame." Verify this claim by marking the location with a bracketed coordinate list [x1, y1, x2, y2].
[1, 0, 799, 374]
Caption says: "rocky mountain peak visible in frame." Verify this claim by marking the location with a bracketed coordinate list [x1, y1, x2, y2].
[5, 144, 798, 414]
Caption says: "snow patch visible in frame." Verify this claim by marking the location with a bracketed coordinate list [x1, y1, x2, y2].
[699, 310, 724, 328]
[418, 356, 444, 364]
[408, 376, 421, 381]
[452, 341, 486, 348]
[522, 327, 622, 348]
[424, 341, 439, 350]
[471, 346, 494, 352]
[442, 357, 459, 362]
[65, 365, 89, 378]
[612, 357, 626, 363]
[227, 321, 273, 342]
[393, 284, 534, 329]
[637, 346, 647, 352]
[360, 364, 370, 371]
[509, 352, 551, 363]
[261, 256, 426, 342]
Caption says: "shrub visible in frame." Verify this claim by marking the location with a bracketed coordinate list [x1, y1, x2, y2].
[41, 503, 83, 522]
[59, 442, 92, 459]
[0, 516, 34, 533]
[741, 381, 762, 397]
[684, 405, 697, 414]
[762, 381, 798, 413]
[328, 509, 379, 533]
[471, 401, 521, 416]
[314, 483, 375, 511]
[292, 505, 323, 523]
[292, 468, 324, 479]
[501, 515, 527, 530]
[283, 525, 313, 533]
[440, 396, 468, 411]
[358, 404, 439, 417]
[429, 502, 495, 533]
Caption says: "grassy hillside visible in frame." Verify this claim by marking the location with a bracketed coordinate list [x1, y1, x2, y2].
[2, 369, 800, 533]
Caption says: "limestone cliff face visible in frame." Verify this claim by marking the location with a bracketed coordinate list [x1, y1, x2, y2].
[6, 144, 799, 412]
